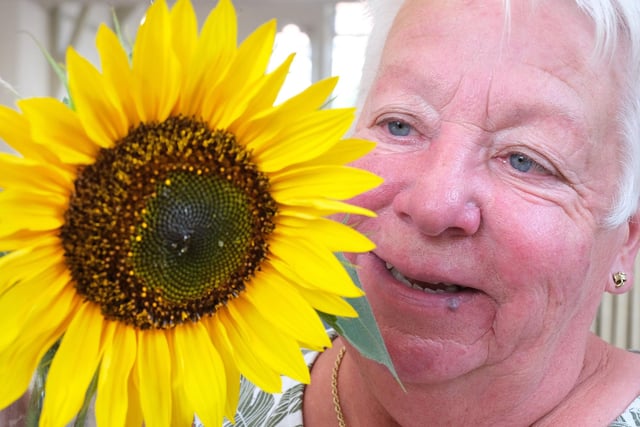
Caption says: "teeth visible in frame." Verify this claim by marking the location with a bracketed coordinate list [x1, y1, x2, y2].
[385, 262, 462, 294]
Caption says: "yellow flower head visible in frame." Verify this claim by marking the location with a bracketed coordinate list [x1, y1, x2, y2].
[0, 0, 381, 425]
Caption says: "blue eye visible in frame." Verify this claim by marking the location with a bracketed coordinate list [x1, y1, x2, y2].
[509, 153, 535, 172]
[387, 120, 412, 137]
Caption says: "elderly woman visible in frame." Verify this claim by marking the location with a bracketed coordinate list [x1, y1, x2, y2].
[215, 1, 640, 425]
[3, 0, 640, 426]
[293, 0, 640, 426]
[299, 0, 640, 425]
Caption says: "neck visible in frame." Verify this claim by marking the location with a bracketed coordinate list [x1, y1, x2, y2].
[330, 335, 615, 427]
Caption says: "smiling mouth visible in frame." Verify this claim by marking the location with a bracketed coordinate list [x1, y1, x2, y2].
[385, 262, 469, 294]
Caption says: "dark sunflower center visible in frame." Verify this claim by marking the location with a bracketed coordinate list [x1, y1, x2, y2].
[132, 171, 255, 302]
[60, 116, 277, 329]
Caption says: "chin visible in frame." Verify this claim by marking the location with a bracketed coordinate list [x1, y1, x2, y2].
[375, 320, 493, 385]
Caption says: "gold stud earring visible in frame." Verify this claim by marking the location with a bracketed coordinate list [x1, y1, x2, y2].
[613, 272, 627, 288]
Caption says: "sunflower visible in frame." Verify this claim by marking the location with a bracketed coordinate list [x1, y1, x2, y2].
[0, 0, 381, 425]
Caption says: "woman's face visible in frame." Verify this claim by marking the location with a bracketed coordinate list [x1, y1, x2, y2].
[350, 0, 640, 384]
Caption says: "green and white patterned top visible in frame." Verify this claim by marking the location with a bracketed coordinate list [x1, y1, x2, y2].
[210, 347, 640, 427]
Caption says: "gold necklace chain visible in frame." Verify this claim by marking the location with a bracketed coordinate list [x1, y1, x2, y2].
[331, 346, 347, 427]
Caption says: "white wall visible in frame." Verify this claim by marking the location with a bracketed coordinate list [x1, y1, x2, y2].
[0, 0, 51, 153]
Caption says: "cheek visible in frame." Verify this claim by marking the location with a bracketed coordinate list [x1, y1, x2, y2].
[491, 199, 600, 321]
[476, 207, 604, 355]
[349, 151, 407, 214]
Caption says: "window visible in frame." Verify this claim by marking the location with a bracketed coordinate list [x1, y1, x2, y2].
[331, 1, 372, 107]
[267, 2, 372, 108]
[269, 23, 312, 105]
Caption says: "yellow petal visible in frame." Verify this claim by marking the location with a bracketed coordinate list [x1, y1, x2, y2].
[272, 76, 339, 116]
[0, 261, 69, 351]
[197, 0, 237, 79]
[230, 17, 274, 84]
[125, 371, 145, 427]
[17, 97, 100, 164]
[231, 76, 340, 154]
[132, 0, 181, 122]
[0, 106, 59, 163]
[173, 322, 225, 427]
[95, 323, 137, 427]
[204, 20, 276, 129]
[300, 138, 377, 166]
[0, 153, 73, 196]
[248, 109, 355, 172]
[268, 235, 364, 297]
[205, 316, 241, 422]
[296, 286, 358, 318]
[0, 237, 63, 295]
[270, 165, 383, 201]
[228, 298, 311, 383]
[96, 24, 139, 127]
[67, 46, 128, 147]
[168, 0, 198, 115]
[236, 76, 338, 143]
[216, 307, 281, 393]
[242, 266, 331, 348]
[230, 54, 294, 130]
[275, 215, 375, 252]
[228, 66, 293, 154]
[0, 291, 78, 409]
[0, 229, 58, 252]
[137, 329, 172, 427]
[40, 302, 106, 427]
[180, 0, 237, 117]
[278, 199, 377, 218]
[169, 338, 196, 427]
[0, 189, 66, 233]
[169, 0, 198, 74]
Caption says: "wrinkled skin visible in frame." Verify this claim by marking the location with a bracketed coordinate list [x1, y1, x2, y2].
[305, 0, 640, 426]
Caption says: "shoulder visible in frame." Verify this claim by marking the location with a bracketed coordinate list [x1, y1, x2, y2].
[611, 395, 640, 426]
[540, 343, 640, 426]
[609, 350, 640, 426]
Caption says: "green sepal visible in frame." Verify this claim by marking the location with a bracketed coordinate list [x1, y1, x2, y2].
[25, 33, 72, 110]
[111, 7, 133, 61]
[319, 253, 404, 390]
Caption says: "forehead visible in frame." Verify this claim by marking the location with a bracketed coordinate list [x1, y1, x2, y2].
[393, 0, 590, 37]
[379, 0, 622, 140]
[389, 0, 597, 77]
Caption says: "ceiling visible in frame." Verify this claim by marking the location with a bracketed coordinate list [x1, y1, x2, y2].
[35, 0, 349, 6]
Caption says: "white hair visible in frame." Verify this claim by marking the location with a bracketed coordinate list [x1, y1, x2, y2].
[356, 1, 402, 115]
[358, 0, 640, 227]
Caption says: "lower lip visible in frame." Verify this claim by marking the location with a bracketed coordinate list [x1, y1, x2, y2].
[353, 253, 496, 379]
[359, 252, 480, 310]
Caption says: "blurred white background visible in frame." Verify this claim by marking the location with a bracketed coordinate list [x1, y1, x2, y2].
[0, 0, 372, 152]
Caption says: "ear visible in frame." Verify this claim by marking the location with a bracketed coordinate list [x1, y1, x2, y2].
[607, 211, 640, 294]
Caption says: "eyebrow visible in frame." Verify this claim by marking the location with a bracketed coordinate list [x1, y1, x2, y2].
[485, 64, 593, 142]
[375, 65, 590, 139]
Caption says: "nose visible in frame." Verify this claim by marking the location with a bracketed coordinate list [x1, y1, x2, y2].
[392, 138, 482, 238]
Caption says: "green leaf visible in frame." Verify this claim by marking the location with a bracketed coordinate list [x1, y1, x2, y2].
[319, 253, 404, 390]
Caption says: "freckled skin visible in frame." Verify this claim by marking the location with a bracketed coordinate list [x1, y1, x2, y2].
[304, 1, 640, 426]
